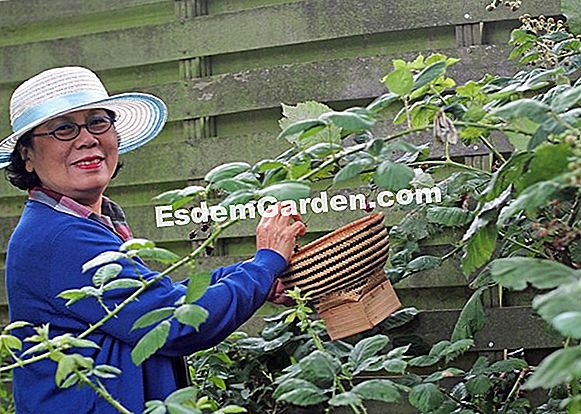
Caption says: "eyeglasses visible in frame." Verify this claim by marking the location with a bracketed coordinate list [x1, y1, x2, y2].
[32, 115, 115, 142]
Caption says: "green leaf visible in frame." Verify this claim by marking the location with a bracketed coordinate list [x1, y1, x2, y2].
[441, 339, 474, 362]
[55, 355, 79, 387]
[0, 334, 22, 351]
[165, 387, 197, 405]
[408, 355, 440, 367]
[131, 307, 175, 332]
[131, 320, 171, 365]
[328, 391, 362, 406]
[214, 406, 247, 414]
[524, 346, 581, 389]
[383, 359, 407, 374]
[298, 350, 340, 383]
[278, 119, 327, 140]
[133, 247, 180, 264]
[254, 159, 286, 173]
[383, 67, 414, 96]
[186, 272, 212, 303]
[413, 61, 447, 90]
[3, 321, 31, 332]
[466, 375, 492, 395]
[381, 308, 419, 331]
[278, 101, 341, 148]
[498, 180, 562, 225]
[333, 158, 375, 185]
[426, 207, 473, 226]
[563, 0, 581, 35]
[533, 280, 581, 322]
[257, 181, 311, 201]
[425, 368, 465, 383]
[102, 278, 144, 292]
[93, 364, 122, 379]
[367, 92, 399, 112]
[406, 256, 442, 273]
[210, 178, 257, 193]
[374, 160, 415, 191]
[551, 86, 581, 113]
[119, 238, 155, 251]
[451, 288, 486, 341]
[352, 379, 401, 403]
[487, 358, 528, 373]
[220, 190, 256, 207]
[57, 289, 88, 306]
[409, 383, 444, 412]
[349, 335, 389, 367]
[491, 258, 578, 291]
[92, 263, 122, 286]
[462, 226, 497, 276]
[552, 311, 581, 338]
[167, 403, 198, 414]
[516, 143, 572, 192]
[319, 110, 375, 133]
[174, 304, 209, 330]
[492, 99, 551, 122]
[82, 251, 129, 273]
[205, 162, 251, 184]
[273, 379, 328, 406]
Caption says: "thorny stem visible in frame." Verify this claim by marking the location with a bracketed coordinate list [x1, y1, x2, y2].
[500, 369, 527, 414]
[480, 135, 507, 163]
[76, 371, 132, 414]
[408, 160, 491, 175]
[454, 120, 534, 136]
[0, 220, 238, 373]
[498, 231, 549, 258]
[441, 244, 463, 262]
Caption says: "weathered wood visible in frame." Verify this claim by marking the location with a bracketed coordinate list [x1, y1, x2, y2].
[0, 0, 168, 27]
[0, 0, 560, 83]
[144, 45, 518, 119]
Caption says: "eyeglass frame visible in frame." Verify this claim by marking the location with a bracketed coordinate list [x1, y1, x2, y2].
[31, 115, 116, 142]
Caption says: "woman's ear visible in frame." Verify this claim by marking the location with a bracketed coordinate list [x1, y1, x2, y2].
[19, 147, 34, 173]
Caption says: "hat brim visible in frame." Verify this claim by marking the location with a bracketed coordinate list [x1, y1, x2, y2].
[0, 92, 167, 168]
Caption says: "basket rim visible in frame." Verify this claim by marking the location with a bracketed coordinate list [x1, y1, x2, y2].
[290, 212, 385, 261]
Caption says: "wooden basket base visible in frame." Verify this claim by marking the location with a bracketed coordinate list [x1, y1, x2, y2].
[318, 279, 401, 340]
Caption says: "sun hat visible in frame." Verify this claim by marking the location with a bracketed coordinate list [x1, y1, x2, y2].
[0, 66, 167, 168]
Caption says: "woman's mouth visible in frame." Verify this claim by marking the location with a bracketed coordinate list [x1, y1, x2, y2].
[73, 156, 104, 170]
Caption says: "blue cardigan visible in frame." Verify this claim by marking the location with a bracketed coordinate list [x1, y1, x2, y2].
[6, 200, 287, 413]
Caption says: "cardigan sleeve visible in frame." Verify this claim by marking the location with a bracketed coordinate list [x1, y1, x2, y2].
[47, 219, 287, 356]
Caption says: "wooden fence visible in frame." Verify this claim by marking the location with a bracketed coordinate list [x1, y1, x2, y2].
[0, 0, 564, 411]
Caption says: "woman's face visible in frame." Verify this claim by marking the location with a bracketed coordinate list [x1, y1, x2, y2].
[21, 109, 119, 206]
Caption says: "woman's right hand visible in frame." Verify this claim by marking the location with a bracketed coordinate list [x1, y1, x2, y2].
[255, 203, 306, 262]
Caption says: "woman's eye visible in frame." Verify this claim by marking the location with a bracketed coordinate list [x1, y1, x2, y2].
[54, 124, 76, 134]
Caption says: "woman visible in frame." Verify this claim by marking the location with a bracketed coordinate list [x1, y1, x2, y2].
[1, 66, 305, 413]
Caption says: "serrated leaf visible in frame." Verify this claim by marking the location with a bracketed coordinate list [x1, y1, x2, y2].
[82, 251, 129, 273]
[102, 278, 144, 292]
[279, 101, 341, 148]
[349, 335, 389, 366]
[407, 256, 442, 273]
[57, 289, 88, 306]
[383, 359, 407, 374]
[498, 180, 562, 225]
[552, 311, 581, 338]
[186, 272, 212, 303]
[92, 263, 122, 286]
[383, 68, 414, 96]
[492, 99, 551, 122]
[273, 379, 328, 406]
[409, 355, 440, 367]
[328, 391, 362, 406]
[374, 160, 415, 191]
[0, 334, 22, 351]
[491, 258, 578, 291]
[352, 379, 401, 403]
[134, 247, 180, 264]
[413, 61, 447, 90]
[319, 110, 375, 133]
[119, 238, 155, 251]
[462, 226, 497, 276]
[523, 347, 581, 389]
[220, 190, 256, 208]
[174, 304, 209, 330]
[466, 375, 492, 395]
[551, 86, 581, 113]
[55, 355, 79, 387]
[409, 383, 444, 412]
[131, 320, 171, 365]
[298, 350, 340, 383]
[257, 181, 311, 201]
[451, 288, 486, 341]
[487, 358, 528, 373]
[333, 158, 375, 184]
[367, 92, 399, 112]
[426, 207, 473, 226]
[381, 308, 419, 330]
[131, 307, 175, 332]
[425, 368, 465, 383]
[205, 162, 251, 184]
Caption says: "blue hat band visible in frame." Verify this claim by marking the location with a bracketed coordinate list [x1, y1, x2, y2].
[12, 91, 109, 132]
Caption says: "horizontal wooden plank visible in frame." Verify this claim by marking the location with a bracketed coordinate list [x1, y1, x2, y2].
[150, 45, 518, 118]
[0, 0, 168, 27]
[385, 306, 563, 352]
[0, 0, 560, 83]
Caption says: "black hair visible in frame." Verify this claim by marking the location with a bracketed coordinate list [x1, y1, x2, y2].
[4, 109, 123, 191]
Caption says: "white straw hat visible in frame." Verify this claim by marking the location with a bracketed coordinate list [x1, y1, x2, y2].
[0, 66, 168, 168]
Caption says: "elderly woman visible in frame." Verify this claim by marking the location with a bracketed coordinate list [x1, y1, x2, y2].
[1, 67, 305, 413]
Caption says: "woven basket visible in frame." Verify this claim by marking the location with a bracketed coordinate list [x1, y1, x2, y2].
[280, 212, 401, 340]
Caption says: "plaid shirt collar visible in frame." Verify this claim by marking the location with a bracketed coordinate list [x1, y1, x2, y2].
[28, 186, 133, 242]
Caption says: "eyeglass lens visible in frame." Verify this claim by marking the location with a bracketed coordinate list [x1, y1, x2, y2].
[53, 116, 114, 141]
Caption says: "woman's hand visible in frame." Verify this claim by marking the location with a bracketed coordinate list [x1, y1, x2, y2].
[256, 203, 306, 262]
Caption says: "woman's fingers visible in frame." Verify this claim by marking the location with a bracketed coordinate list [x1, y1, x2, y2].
[256, 202, 306, 262]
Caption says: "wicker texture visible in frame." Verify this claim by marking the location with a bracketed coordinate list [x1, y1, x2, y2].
[281, 213, 389, 303]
